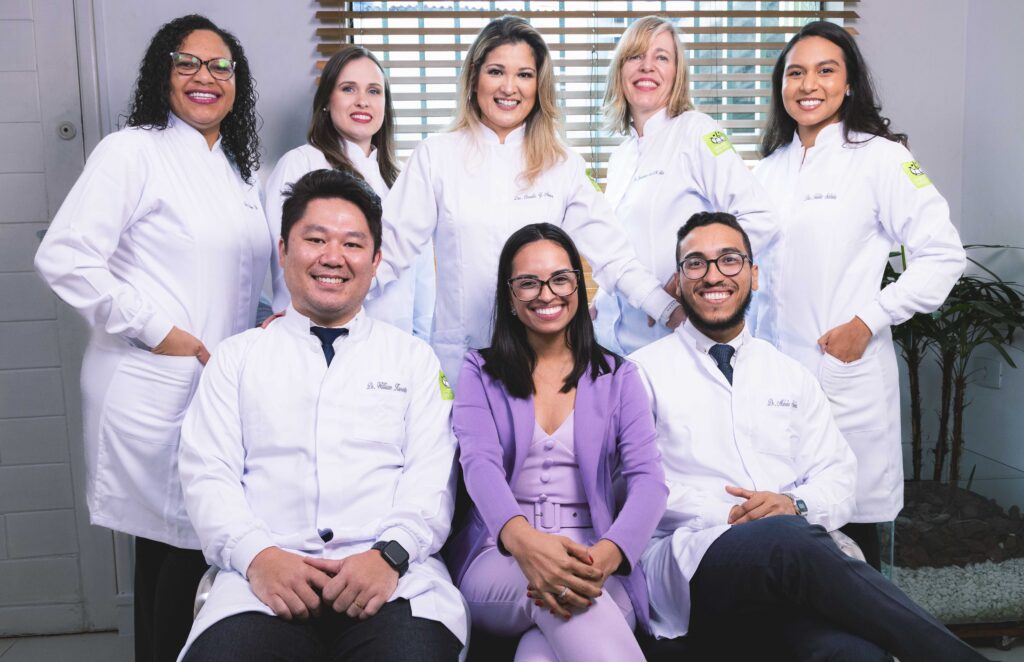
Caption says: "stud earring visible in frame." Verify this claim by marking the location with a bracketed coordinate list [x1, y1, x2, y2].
[845, 89, 851, 97]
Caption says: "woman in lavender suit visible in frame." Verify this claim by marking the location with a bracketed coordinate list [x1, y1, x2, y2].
[447, 223, 668, 661]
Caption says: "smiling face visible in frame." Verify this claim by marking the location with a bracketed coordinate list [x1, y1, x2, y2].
[168, 29, 236, 147]
[676, 223, 758, 343]
[279, 197, 381, 327]
[475, 41, 538, 142]
[509, 239, 580, 345]
[621, 28, 677, 132]
[328, 56, 386, 156]
[781, 35, 849, 147]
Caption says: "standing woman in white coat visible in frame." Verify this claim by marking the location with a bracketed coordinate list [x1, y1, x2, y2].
[755, 21, 965, 569]
[264, 45, 435, 338]
[595, 16, 776, 355]
[33, 15, 272, 660]
[375, 15, 679, 385]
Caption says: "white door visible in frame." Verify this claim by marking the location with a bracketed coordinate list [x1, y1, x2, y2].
[0, 0, 121, 635]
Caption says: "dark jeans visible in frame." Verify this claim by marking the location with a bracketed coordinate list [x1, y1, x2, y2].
[183, 599, 461, 662]
[841, 521, 883, 571]
[679, 516, 982, 662]
[134, 536, 209, 662]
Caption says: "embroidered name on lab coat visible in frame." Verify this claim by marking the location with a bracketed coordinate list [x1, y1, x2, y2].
[636, 169, 666, 181]
[513, 192, 555, 201]
[766, 398, 798, 409]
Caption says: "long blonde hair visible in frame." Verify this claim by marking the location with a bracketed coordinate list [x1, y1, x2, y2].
[604, 16, 693, 135]
[450, 15, 566, 186]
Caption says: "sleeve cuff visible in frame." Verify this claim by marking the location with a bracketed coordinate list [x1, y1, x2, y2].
[136, 314, 175, 350]
[855, 301, 891, 336]
[378, 526, 420, 564]
[230, 529, 276, 578]
[641, 288, 676, 322]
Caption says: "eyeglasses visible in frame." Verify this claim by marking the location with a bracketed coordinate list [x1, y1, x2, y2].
[169, 52, 236, 81]
[508, 270, 581, 302]
[678, 252, 750, 280]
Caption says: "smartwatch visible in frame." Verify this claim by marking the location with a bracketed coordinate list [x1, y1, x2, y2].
[372, 540, 410, 577]
[783, 493, 808, 517]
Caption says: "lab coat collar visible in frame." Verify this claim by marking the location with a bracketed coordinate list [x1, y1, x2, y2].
[677, 319, 748, 357]
[478, 122, 526, 146]
[795, 120, 844, 150]
[278, 303, 370, 345]
[343, 138, 378, 164]
[167, 112, 224, 153]
[630, 107, 670, 140]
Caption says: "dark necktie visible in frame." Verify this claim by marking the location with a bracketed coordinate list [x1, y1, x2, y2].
[310, 326, 349, 366]
[709, 343, 735, 385]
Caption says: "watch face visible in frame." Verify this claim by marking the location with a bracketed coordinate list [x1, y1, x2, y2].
[384, 541, 409, 566]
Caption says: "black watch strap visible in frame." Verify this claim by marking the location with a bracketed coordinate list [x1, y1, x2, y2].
[372, 540, 410, 577]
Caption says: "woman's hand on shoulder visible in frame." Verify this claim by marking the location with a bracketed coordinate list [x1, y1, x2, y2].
[500, 516, 602, 619]
[152, 326, 210, 365]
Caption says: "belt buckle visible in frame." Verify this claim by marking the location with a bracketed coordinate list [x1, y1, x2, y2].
[534, 501, 559, 531]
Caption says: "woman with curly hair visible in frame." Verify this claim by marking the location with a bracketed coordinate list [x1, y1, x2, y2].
[264, 45, 435, 338]
[34, 14, 272, 659]
[754, 21, 965, 568]
[373, 15, 678, 386]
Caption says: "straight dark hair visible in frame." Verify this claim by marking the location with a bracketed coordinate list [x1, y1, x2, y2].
[481, 223, 620, 399]
[309, 45, 400, 188]
[761, 21, 907, 158]
[280, 169, 382, 253]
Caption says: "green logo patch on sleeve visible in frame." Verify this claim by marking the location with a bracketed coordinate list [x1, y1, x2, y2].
[438, 371, 454, 401]
[902, 161, 933, 189]
[702, 130, 735, 156]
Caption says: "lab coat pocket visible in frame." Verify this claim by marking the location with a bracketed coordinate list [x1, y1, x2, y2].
[751, 401, 798, 458]
[94, 353, 198, 518]
[817, 347, 887, 433]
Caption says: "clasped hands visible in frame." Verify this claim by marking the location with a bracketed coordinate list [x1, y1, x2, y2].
[501, 516, 622, 620]
[246, 546, 399, 622]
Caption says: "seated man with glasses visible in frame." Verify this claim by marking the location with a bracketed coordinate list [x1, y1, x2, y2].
[176, 169, 466, 661]
[631, 212, 983, 661]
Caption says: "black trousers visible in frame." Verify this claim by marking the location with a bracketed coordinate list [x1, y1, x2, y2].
[183, 599, 462, 662]
[134, 536, 210, 662]
[681, 517, 982, 662]
[840, 520, 883, 571]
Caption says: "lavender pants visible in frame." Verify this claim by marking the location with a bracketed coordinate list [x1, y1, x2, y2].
[458, 527, 644, 662]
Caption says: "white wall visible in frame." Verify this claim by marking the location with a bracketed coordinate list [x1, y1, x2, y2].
[92, 0, 317, 173]
[859, 0, 1024, 501]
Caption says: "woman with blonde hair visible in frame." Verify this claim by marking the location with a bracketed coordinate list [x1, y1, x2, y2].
[594, 16, 776, 355]
[374, 15, 678, 386]
[264, 45, 435, 338]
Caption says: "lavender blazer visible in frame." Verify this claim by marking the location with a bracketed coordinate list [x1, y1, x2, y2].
[446, 350, 668, 632]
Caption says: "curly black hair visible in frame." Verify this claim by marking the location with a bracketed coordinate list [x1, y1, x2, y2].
[125, 14, 261, 182]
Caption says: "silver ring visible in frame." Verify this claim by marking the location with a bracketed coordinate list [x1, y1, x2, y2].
[557, 586, 569, 600]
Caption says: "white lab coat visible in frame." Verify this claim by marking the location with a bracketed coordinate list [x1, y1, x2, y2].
[630, 321, 857, 638]
[263, 142, 436, 338]
[754, 123, 966, 522]
[596, 109, 778, 354]
[33, 114, 272, 548]
[177, 308, 466, 657]
[374, 124, 675, 386]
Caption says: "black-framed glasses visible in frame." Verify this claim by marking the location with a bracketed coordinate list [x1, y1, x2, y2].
[169, 52, 236, 80]
[508, 270, 582, 302]
[678, 252, 750, 280]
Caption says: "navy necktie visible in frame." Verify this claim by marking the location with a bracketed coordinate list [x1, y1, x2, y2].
[310, 326, 349, 366]
[709, 343, 735, 384]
